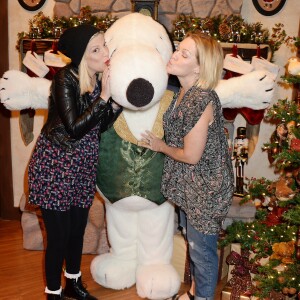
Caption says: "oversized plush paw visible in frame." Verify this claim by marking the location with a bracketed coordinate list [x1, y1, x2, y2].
[216, 70, 275, 110]
[0, 70, 31, 110]
[136, 264, 181, 300]
[90, 253, 137, 290]
[0, 70, 50, 110]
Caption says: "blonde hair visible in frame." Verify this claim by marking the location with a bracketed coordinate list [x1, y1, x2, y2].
[78, 32, 103, 95]
[186, 31, 223, 90]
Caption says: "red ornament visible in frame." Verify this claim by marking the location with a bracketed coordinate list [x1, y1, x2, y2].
[291, 138, 300, 151]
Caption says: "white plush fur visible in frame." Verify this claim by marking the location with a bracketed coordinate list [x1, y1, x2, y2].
[0, 12, 277, 300]
[215, 70, 275, 109]
[105, 13, 173, 111]
[0, 70, 50, 110]
[91, 17, 181, 297]
[91, 195, 180, 298]
[0, 68, 275, 112]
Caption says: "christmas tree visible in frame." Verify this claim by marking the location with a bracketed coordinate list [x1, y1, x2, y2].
[220, 37, 300, 300]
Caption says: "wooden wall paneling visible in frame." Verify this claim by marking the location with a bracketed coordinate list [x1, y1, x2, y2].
[0, 0, 20, 220]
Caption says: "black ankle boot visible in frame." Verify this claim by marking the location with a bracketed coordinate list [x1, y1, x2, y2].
[64, 276, 97, 300]
[47, 293, 63, 300]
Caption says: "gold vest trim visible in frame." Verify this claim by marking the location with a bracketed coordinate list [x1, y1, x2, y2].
[113, 90, 174, 146]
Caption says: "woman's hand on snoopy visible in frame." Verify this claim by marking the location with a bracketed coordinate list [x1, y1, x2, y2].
[141, 130, 165, 152]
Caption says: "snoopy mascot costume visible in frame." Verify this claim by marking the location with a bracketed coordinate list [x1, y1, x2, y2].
[0, 13, 275, 300]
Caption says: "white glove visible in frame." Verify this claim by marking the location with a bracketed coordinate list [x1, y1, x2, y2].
[0, 70, 51, 110]
[216, 70, 275, 110]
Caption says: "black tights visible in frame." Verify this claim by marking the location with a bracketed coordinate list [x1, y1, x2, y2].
[41, 206, 89, 291]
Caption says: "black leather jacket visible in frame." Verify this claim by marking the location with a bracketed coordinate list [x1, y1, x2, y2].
[42, 64, 122, 150]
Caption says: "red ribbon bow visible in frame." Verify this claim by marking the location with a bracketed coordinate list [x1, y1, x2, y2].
[226, 250, 258, 300]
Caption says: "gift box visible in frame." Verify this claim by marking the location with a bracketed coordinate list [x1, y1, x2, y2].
[172, 233, 190, 283]
[224, 244, 262, 300]
[227, 243, 242, 281]
[227, 243, 269, 282]
[221, 283, 251, 300]
[218, 244, 231, 281]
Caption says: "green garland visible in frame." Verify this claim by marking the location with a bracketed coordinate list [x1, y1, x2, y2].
[171, 14, 289, 56]
[271, 150, 300, 171]
[264, 99, 300, 124]
[16, 6, 117, 50]
[219, 221, 297, 258]
[241, 177, 274, 204]
[281, 75, 300, 85]
[283, 202, 300, 225]
[17, 7, 291, 58]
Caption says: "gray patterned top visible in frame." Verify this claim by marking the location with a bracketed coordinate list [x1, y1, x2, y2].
[161, 86, 234, 234]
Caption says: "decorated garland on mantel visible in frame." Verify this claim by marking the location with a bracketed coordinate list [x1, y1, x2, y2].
[172, 14, 290, 56]
[17, 6, 292, 57]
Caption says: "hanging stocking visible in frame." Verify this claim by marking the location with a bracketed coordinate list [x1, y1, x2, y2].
[222, 45, 253, 154]
[251, 45, 280, 81]
[44, 39, 71, 80]
[241, 46, 281, 156]
[23, 40, 50, 78]
[222, 45, 266, 157]
[20, 40, 50, 145]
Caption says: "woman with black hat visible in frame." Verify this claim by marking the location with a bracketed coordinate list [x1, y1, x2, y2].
[28, 25, 122, 300]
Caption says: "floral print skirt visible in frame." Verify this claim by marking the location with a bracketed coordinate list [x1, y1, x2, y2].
[28, 131, 99, 211]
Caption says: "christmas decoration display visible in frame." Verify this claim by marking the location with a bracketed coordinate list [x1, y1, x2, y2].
[172, 14, 289, 56]
[1, 8, 288, 298]
[16, 7, 117, 50]
[220, 37, 300, 299]
[16, 7, 292, 60]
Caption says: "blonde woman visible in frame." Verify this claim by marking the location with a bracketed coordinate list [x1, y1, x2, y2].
[142, 32, 234, 300]
[28, 25, 121, 300]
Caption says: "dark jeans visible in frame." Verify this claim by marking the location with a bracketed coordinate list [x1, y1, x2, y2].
[41, 206, 89, 291]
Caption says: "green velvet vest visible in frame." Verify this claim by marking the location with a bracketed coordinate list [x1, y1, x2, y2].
[96, 90, 174, 205]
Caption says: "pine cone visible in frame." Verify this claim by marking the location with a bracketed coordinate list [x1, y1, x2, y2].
[219, 23, 231, 41]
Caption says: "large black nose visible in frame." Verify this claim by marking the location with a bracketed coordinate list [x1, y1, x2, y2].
[126, 78, 154, 107]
